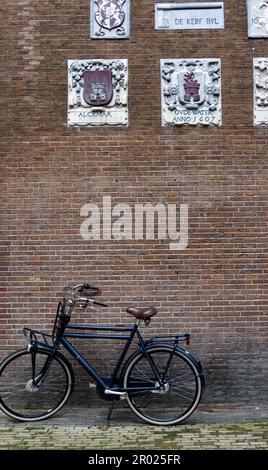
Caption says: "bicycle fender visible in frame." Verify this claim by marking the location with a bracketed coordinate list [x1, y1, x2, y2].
[174, 345, 205, 389]
[121, 344, 205, 389]
[149, 343, 205, 389]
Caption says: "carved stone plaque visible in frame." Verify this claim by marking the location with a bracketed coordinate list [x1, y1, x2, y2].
[248, 0, 268, 37]
[68, 59, 128, 127]
[155, 2, 224, 30]
[90, 0, 130, 39]
[253, 58, 268, 125]
[161, 59, 222, 126]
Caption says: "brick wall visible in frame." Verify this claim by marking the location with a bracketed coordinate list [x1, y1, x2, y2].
[0, 0, 267, 403]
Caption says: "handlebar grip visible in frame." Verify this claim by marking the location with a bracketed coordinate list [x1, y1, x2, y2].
[93, 300, 107, 307]
[78, 283, 91, 292]
[77, 283, 101, 297]
[83, 283, 91, 290]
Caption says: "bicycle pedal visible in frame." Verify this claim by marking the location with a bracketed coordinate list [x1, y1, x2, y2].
[120, 393, 128, 401]
[89, 381, 97, 389]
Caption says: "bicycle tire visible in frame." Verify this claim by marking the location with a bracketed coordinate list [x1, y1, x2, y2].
[0, 347, 74, 422]
[123, 345, 202, 425]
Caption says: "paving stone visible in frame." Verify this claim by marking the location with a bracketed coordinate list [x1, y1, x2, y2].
[0, 404, 267, 450]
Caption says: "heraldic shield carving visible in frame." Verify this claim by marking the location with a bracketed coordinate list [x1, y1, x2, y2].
[90, 0, 130, 38]
[68, 59, 128, 127]
[83, 70, 113, 106]
[161, 58, 222, 126]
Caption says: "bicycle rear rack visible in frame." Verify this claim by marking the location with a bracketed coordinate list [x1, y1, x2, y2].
[146, 333, 190, 347]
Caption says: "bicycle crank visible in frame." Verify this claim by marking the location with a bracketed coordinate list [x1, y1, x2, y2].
[104, 389, 128, 400]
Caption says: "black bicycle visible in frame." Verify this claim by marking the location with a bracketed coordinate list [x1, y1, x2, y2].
[0, 283, 205, 425]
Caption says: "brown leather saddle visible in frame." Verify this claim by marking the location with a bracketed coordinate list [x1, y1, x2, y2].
[126, 306, 157, 320]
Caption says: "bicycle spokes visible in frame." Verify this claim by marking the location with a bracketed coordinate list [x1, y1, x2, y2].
[0, 350, 71, 420]
[124, 347, 202, 425]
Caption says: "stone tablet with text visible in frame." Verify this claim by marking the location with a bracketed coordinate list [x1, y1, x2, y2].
[155, 2, 224, 30]
[248, 0, 268, 37]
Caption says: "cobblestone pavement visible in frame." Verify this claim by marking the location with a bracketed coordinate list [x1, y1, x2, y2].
[0, 422, 267, 450]
[0, 421, 267, 450]
[0, 400, 267, 450]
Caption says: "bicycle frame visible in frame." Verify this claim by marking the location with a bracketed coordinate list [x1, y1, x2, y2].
[24, 321, 201, 393]
[58, 322, 163, 393]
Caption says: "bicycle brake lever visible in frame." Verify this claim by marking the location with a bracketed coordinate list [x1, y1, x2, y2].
[78, 299, 90, 310]
[79, 299, 96, 311]
[78, 304, 86, 310]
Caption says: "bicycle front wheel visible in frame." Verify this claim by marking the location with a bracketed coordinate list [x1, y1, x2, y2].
[123, 346, 203, 425]
[0, 348, 73, 421]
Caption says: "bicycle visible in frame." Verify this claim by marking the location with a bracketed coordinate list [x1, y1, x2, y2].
[0, 283, 205, 426]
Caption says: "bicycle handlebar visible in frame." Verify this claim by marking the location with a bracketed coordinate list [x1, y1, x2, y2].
[69, 282, 101, 296]
[63, 283, 107, 313]
[76, 296, 107, 308]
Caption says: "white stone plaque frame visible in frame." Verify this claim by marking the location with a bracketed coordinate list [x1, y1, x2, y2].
[161, 58, 222, 126]
[253, 58, 268, 126]
[155, 2, 224, 30]
[90, 0, 131, 39]
[247, 0, 268, 38]
[68, 59, 128, 127]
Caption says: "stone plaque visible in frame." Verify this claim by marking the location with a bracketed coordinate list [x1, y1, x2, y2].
[248, 0, 268, 38]
[155, 2, 224, 30]
[253, 58, 268, 126]
[161, 58, 222, 126]
[68, 59, 128, 127]
[90, 0, 130, 39]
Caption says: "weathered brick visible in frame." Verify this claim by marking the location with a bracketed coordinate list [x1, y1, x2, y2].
[0, 0, 267, 404]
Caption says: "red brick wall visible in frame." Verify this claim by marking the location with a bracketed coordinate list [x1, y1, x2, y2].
[0, 0, 267, 403]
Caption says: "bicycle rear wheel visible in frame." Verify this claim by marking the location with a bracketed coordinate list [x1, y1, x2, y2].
[123, 346, 202, 425]
[0, 348, 73, 421]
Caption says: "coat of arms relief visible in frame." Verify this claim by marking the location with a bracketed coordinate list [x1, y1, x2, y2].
[68, 59, 128, 127]
[254, 58, 268, 125]
[90, 0, 130, 39]
[161, 59, 222, 126]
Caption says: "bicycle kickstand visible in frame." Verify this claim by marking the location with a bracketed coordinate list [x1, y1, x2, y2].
[100, 400, 117, 431]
